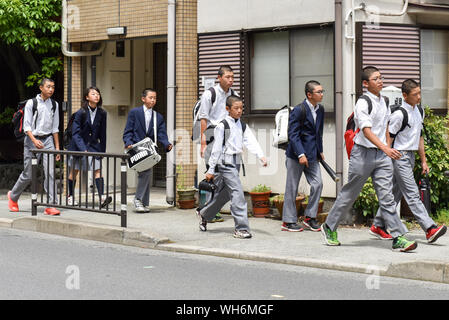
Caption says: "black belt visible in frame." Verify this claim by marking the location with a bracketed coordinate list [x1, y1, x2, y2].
[35, 134, 52, 140]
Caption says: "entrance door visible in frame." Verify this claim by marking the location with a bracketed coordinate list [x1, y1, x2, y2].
[153, 42, 167, 187]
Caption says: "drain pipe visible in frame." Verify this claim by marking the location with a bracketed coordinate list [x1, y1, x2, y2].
[61, 0, 105, 57]
[334, 0, 343, 193]
[166, 0, 176, 205]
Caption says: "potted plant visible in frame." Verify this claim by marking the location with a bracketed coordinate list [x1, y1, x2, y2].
[176, 164, 196, 209]
[300, 195, 324, 215]
[270, 193, 305, 220]
[249, 184, 271, 218]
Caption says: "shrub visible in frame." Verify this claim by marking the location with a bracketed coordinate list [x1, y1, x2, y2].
[251, 184, 271, 193]
[353, 177, 379, 217]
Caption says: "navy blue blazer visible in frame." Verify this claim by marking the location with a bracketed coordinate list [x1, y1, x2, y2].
[123, 106, 171, 151]
[69, 107, 107, 153]
[286, 99, 324, 161]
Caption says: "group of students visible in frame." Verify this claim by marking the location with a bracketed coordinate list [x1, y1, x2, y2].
[7, 79, 172, 216]
[196, 65, 447, 250]
[6, 65, 447, 251]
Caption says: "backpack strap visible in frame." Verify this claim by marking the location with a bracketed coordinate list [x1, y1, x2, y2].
[209, 87, 216, 105]
[299, 103, 307, 128]
[359, 95, 373, 114]
[32, 98, 38, 129]
[153, 110, 158, 145]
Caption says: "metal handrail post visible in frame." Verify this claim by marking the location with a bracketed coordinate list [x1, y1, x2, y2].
[31, 153, 38, 216]
[120, 158, 127, 228]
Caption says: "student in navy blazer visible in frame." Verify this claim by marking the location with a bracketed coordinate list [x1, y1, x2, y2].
[282, 80, 325, 233]
[123, 88, 173, 213]
[67, 86, 111, 208]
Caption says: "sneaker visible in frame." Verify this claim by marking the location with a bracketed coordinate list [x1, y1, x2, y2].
[281, 222, 304, 232]
[7, 191, 19, 212]
[211, 213, 224, 223]
[67, 196, 78, 206]
[303, 217, 321, 232]
[369, 225, 393, 240]
[134, 199, 146, 213]
[233, 229, 252, 239]
[196, 208, 207, 232]
[392, 236, 417, 252]
[426, 225, 447, 243]
[321, 223, 340, 246]
[44, 207, 60, 216]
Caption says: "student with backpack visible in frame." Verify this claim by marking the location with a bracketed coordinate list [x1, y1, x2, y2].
[281, 80, 325, 232]
[196, 65, 236, 223]
[321, 66, 417, 252]
[370, 79, 446, 243]
[67, 86, 112, 209]
[196, 95, 267, 239]
[8, 78, 61, 216]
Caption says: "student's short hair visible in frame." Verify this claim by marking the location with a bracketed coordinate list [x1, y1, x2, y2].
[361, 66, 380, 82]
[226, 95, 242, 108]
[82, 86, 103, 108]
[142, 88, 157, 97]
[305, 80, 321, 96]
[401, 79, 419, 95]
[218, 65, 233, 77]
[40, 78, 55, 86]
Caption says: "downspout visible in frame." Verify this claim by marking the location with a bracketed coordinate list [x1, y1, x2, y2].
[335, 0, 343, 193]
[61, 0, 105, 57]
[166, 0, 176, 205]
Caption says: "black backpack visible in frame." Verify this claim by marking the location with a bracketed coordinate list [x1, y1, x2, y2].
[63, 108, 87, 150]
[12, 98, 56, 142]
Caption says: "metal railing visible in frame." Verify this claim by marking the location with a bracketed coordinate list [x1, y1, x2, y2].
[30, 149, 129, 227]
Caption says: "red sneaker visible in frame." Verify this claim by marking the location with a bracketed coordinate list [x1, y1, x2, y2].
[426, 225, 447, 243]
[44, 207, 60, 216]
[369, 225, 393, 240]
[7, 191, 19, 212]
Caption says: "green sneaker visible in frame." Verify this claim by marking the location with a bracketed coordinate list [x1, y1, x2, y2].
[211, 213, 224, 223]
[392, 236, 417, 252]
[321, 223, 340, 246]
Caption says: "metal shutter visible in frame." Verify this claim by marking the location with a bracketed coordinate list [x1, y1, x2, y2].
[198, 32, 245, 101]
[362, 25, 420, 87]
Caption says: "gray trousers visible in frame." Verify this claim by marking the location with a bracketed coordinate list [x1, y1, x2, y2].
[282, 157, 323, 223]
[199, 161, 249, 231]
[11, 135, 56, 204]
[374, 151, 435, 232]
[325, 144, 408, 238]
[135, 168, 152, 207]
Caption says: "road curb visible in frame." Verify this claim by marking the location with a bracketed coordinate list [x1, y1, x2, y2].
[9, 216, 170, 248]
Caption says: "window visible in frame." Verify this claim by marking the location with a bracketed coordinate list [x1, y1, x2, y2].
[420, 29, 449, 110]
[249, 26, 334, 113]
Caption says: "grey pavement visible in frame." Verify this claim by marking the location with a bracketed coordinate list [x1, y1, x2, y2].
[1, 188, 449, 284]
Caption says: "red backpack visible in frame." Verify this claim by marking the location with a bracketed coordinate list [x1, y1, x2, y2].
[344, 95, 389, 159]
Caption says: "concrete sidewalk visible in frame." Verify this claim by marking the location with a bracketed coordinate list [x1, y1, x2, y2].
[1, 188, 449, 284]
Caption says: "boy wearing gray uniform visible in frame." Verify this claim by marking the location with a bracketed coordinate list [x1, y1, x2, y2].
[8, 78, 61, 216]
[321, 66, 417, 252]
[371, 79, 446, 243]
[196, 95, 268, 239]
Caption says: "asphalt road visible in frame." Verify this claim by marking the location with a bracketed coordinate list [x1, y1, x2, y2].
[1, 227, 449, 301]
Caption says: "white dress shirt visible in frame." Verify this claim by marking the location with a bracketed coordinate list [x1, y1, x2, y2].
[23, 94, 59, 136]
[389, 101, 424, 151]
[207, 116, 264, 175]
[198, 84, 238, 127]
[88, 105, 97, 124]
[354, 91, 390, 148]
[305, 99, 319, 124]
[143, 105, 153, 132]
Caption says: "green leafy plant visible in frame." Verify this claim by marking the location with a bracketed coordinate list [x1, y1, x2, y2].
[0, 107, 14, 126]
[433, 208, 449, 225]
[414, 107, 449, 211]
[353, 177, 379, 217]
[251, 184, 271, 193]
[176, 164, 186, 190]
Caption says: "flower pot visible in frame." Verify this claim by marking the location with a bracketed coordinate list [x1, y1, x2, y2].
[249, 191, 271, 218]
[301, 198, 324, 215]
[178, 199, 196, 209]
[274, 195, 304, 220]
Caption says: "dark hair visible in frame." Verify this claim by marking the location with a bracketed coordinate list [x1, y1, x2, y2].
[362, 66, 380, 82]
[39, 78, 55, 86]
[401, 79, 419, 95]
[82, 86, 103, 108]
[226, 95, 242, 108]
[305, 80, 321, 96]
[218, 65, 233, 77]
[142, 88, 157, 97]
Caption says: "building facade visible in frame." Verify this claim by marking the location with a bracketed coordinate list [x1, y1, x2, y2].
[63, 0, 449, 201]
